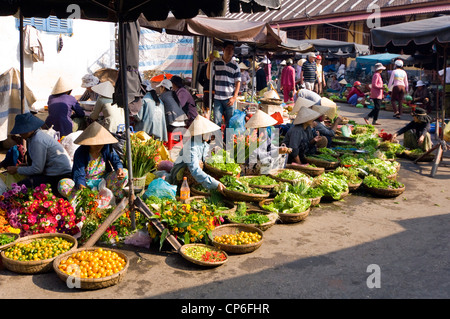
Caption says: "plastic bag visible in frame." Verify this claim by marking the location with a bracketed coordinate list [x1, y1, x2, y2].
[143, 178, 177, 200]
[229, 109, 247, 134]
[97, 179, 115, 208]
[341, 125, 351, 137]
[124, 229, 152, 249]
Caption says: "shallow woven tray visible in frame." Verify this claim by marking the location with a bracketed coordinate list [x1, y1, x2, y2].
[268, 168, 313, 185]
[321, 189, 350, 202]
[363, 184, 406, 198]
[222, 188, 269, 202]
[53, 247, 129, 290]
[348, 180, 363, 192]
[305, 156, 340, 169]
[184, 196, 236, 215]
[190, 186, 211, 197]
[204, 162, 235, 180]
[258, 199, 310, 223]
[227, 209, 278, 231]
[239, 175, 278, 191]
[285, 164, 324, 177]
[403, 150, 435, 162]
[0, 233, 20, 251]
[309, 196, 322, 206]
[1, 233, 78, 274]
[209, 224, 264, 254]
[178, 244, 228, 267]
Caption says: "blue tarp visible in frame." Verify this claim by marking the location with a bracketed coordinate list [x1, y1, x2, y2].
[355, 53, 400, 66]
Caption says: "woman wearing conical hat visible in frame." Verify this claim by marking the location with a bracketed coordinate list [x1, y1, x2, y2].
[45, 76, 86, 138]
[245, 110, 291, 174]
[311, 97, 343, 147]
[89, 81, 125, 134]
[167, 115, 226, 193]
[282, 106, 327, 164]
[58, 121, 128, 201]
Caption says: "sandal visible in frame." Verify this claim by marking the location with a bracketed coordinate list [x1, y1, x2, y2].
[393, 112, 399, 117]
[372, 122, 381, 125]
[364, 117, 369, 124]
[395, 115, 401, 119]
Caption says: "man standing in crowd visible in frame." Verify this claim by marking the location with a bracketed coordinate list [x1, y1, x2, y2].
[300, 52, 317, 91]
[207, 41, 241, 141]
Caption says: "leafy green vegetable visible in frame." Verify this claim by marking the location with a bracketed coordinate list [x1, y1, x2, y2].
[318, 147, 339, 157]
[363, 175, 404, 189]
[240, 175, 277, 186]
[228, 202, 270, 225]
[220, 176, 267, 194]
[263, 192, 311, 214]
[309, 154, 339, 162]
[276, 169, 312, 185]
[207, 150, 241, 176]
[312, 173, 349, 200]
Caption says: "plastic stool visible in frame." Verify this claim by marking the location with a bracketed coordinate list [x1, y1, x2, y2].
[165, 131, 183, 150]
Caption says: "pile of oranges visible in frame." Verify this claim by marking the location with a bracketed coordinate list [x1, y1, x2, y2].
[214, 231, 262, 245]
[58, 248, 127, 279]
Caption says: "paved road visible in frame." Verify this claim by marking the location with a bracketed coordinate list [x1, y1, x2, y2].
[1, 104, 449, 307]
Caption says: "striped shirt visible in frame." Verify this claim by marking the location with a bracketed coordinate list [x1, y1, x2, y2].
[212, 58, 241, 100]
[302, 60, 317, 83]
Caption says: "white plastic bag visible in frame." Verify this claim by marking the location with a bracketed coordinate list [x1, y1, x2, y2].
[124, 229, 152, 249]
[96, 179, 115, 208]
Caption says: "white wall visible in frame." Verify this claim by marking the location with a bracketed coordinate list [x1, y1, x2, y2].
[0, 16, 116, 108]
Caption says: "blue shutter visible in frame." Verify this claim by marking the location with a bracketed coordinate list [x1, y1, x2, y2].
[16, 16, 73, 35]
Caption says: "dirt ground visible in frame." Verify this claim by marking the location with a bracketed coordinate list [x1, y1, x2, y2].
[1, 103, 449, 304]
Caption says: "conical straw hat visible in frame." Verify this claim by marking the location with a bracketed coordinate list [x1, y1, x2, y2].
[188, 115, 221, 136]
[293, 106, 322, 125]
[91, 81, 115, 99]
[338, 79, 347, 85]
[245, 110, 278, 129]
[291, 97, 316, 114]
[263, 90, 280, 99]
[74, 121, 118, 145]
[311, 97, 337, 118]
[51, 77, 77, 95]
[238, 62, 248, 70]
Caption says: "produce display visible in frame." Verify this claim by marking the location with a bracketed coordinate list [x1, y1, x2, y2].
[363, 175, 404, 189]
[214, 231, 262, 245]
[183, 245, 227, 263]
[220, 176, 267, 195]
[0, 233, 16, 246]
[309, 153, 339, 162]
[58, 248, 126, 279]
[240, 175, 277, 186]
[228, 203, 270, 225]
[333, 167, 362, 185]
[262, 192, 311, 214]
[274, 169, 312, 186]
[207, 150, 241, 176]
[3, 237, 74, 261]
[189, 195, 231, 213]
[312, 173, 349, 200]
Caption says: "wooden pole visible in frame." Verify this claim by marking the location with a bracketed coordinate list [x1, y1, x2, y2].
[19, 10, 25, 114]
[118, 19, 136, 229]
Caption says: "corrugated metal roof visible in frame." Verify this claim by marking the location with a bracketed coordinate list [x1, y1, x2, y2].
[226, 0, 449, 24]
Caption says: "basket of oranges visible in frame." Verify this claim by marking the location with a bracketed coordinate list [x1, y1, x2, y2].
[53, 247, 129, 290]
[209, 224, 263, 254]
[1, 233, 78, 274]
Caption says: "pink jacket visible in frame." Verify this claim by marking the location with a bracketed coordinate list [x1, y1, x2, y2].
[281, 65, 295, 88]
[370, 72, 384, 99]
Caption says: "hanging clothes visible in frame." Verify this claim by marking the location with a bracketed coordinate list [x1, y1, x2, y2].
[23, 25, 44, 62]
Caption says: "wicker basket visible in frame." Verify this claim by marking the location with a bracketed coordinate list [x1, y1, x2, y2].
[309, 196, 322, 206]
[305, 156, 340, 169]
[268, 168, 313, 185]
[258, 199, 310, 223]
[403, 150, 435, 162]
[1, 233, 78, 274]
[178, 244, 228, 267]
[363, 184, 406, 198]
[184, 196, 236, 215]
[239, 175, 278, 191]
[285, 164, 324, 177]
[222, 188, 269, 202]
[0, 233, 20, 251]
[204, 162, 235, 180]
[321, 189, 350, 202]
[131, 175, 147, 190]
[191, 185, 211, 197]
[53, 247, 129, 290]
[209, 224, 264, 254]
[227, 209, 278, 231]
[348, 180, 363, 192]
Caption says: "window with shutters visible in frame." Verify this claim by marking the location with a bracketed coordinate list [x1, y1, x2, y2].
[16, 16, 73, 35]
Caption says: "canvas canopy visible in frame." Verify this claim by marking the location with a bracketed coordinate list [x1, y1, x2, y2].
[279, 38, 370, 57]
[371, 15, 450, 54]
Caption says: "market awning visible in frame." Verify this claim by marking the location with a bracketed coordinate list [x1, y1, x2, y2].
[138, 14, 287, 50]
[355, 53, 400, 66]
[371, 15, 450, 54]
[279, 38, 370, 58]
[0, 0, 281, 21]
